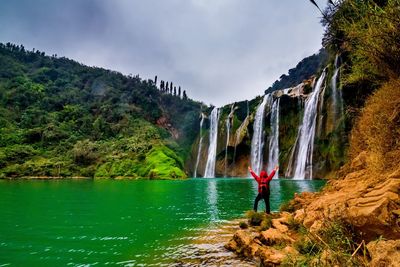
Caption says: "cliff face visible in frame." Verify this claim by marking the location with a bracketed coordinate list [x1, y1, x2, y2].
[224, 78, 400, 266]
[189, 69, 347, 178]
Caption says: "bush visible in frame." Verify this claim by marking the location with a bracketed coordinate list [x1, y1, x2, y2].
[280, 200, 296, 213]
[245, 210, 265, 226]
[239, 221, 248, 229]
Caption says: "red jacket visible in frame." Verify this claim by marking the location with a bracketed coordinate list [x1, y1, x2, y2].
[250, 169, 275, 193]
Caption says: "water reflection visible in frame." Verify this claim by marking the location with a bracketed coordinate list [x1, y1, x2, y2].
[207, 180, 219, 222]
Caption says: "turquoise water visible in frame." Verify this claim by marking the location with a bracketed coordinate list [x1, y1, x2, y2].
[0, 178, 325, 266]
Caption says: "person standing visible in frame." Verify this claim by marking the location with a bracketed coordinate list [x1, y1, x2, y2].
[248, 165, 279, 214]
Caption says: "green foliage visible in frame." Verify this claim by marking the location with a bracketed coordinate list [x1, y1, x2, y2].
[323, 0, 400, 87]
[245, 210, 265, 226]
[280, 200, 296, 213]
[140, 146, 186, 179]
[0, 43, 201, 179]
[265, 49, 328, 93]
[239, 221, 248, 229]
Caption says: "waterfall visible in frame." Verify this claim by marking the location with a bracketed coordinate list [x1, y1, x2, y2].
[204, 107, 220, 178]
[331, 55, 343, 122]
[292, 70, 327, 180]
[267, 98, 280, 179]
[194, 113, 205, 178]
[250, 94, 271, 175]
[224, 104, 235, 177]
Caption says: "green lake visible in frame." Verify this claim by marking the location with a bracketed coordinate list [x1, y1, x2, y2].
[0, 178, 325, 266]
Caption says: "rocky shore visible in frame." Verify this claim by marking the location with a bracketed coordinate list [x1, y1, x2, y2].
[225, 156, 400, 266]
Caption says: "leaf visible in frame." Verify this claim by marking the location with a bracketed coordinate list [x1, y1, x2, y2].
[308, 0, 320, 9]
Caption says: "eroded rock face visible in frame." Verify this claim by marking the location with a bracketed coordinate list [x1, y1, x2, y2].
[367, 239, 400, 267]
[299, 161, 400, 240]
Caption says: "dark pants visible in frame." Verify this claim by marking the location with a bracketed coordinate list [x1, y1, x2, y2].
[253, 188, 270, 214]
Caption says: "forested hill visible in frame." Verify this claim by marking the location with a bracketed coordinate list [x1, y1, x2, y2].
[0, 43, 202, 179]
[265, 48, 328, 94]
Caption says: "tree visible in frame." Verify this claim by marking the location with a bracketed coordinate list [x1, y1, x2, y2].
[174, 86, 176, 96]
[178, 86, 181, 98]
[183, 90, 188, 100]
[154, 75, 157, 87]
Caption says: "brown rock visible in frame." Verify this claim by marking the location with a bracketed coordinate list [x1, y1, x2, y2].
[367, 239, 400, 267]
[294, 209, 305, 224]
[277, 212, 293, 225]
[257, 245, 299, 266]
[309, 220, 324, 234]
[258, 228, 294, 246]
[257, 247, 286, 266]
[350, 151, 368, 171]
[226, 230, 260, 258]
[272, 219, 289, 233]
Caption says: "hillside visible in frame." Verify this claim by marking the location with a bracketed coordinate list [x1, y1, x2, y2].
[0, 43, 202, 179]
[265, 48, 328, 93]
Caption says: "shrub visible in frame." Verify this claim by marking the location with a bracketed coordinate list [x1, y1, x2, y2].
[245, 210, 265, 226]
[280, 200, 296, 213]
[239, 221, 248, 229]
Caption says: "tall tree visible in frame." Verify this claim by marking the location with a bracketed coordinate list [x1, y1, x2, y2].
[154, 75, 158, 87]
[178, 86, 181, 98]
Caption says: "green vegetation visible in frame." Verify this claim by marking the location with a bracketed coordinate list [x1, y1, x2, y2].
[245, 210, 273, 230]
[0, 43, 202, 178]
[265, 49, 328, 93]
[319, 0, 400, 177]
[285, 220, 367, 266]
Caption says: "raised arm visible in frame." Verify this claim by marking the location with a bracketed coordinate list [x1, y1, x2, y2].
[266, 166, 279, 182]
[248, 166, 260, 182]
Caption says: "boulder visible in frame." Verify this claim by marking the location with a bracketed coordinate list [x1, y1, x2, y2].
[258, 228, 294, 246]
[272, 219, 289, 233]
[225, 230, 260, 258]
[367, 239, 400, 267]
[294, 209, 305, 224]
[257, 245, 299, 266]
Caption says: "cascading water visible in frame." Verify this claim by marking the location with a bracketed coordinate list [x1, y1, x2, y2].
[224, 104, 235, 177]
[292, 70, 327, 180]
[267, 98, 280, 179]
[250, 94, 271, 175]
[331, 55, 343, 122]
[204, 107, 220, 178]
[194, 113, 205, 178]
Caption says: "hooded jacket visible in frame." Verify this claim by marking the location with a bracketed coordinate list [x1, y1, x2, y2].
[250, 169, 276, 193]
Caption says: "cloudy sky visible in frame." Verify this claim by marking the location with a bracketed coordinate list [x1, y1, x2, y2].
[0, 0, 327, 106]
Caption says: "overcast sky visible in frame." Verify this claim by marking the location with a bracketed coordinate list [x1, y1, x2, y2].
[0, 0, 328, 106]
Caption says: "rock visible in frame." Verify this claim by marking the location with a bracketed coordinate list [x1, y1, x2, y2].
[272, 219, 289, 233]
[294, 209, 305, 224]
[367, 239, 400, 267]
[350, 151, 368, 171]
[309, 220, 324, 234]
[278, 212, 293, 225]
[225, 230, 260, 258]
[257, 245, 299, 266]
[346, 178, 400, 239]
[257, 247, 286, 266]
[258, 228, 294, 246]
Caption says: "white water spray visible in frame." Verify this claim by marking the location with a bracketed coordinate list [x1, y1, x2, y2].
[267, 98, 280, 179]
[194, 113, 205, 178]
[331, 55, 343, 122]
[293, 70, 327, 179]
[250, 94, 271, 175]
[224, 104, 235, 177]
[204, 107, 220, 178]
